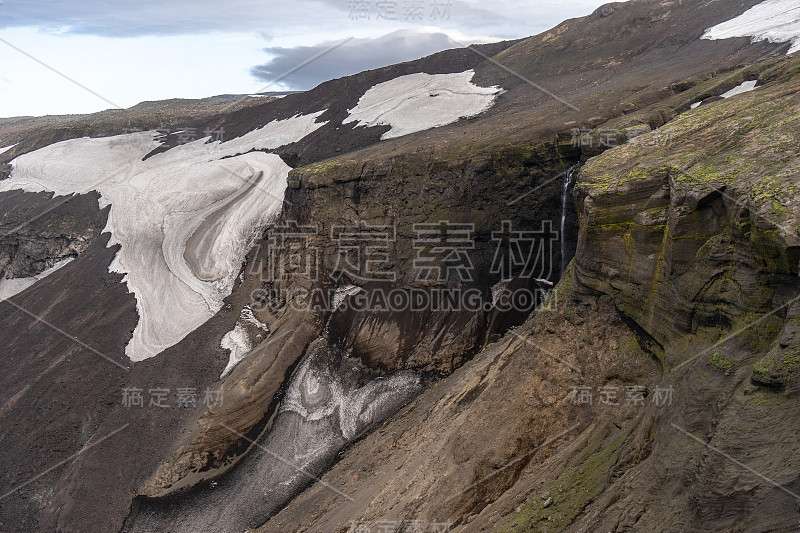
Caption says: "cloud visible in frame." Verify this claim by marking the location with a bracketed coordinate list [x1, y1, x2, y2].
[0, 0, 330, 37]
[0, 0, 626, 116]
[0, 0, 618, 38]
[249, 28, 496, 90]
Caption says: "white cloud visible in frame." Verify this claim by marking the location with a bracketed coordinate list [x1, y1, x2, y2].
[0, 0, 623, 116]
[0, 0, 613, 39]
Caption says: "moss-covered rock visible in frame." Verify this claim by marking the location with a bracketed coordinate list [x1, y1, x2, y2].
[573, 56, 800, 369]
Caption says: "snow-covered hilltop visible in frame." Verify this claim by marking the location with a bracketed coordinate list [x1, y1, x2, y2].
[0, 112, 325, 361]
[344, 70, 501, 140]
[0, 68, 504, 363]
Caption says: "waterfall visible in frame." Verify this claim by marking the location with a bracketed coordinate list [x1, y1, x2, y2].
[560, 165, 578, 277]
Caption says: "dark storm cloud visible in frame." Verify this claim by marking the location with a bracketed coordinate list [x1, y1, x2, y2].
[249, 29, 471, 90]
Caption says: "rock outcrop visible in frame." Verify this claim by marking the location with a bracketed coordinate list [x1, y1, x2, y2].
[0, 191, 104, 281]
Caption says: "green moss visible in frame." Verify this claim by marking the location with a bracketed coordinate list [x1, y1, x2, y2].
[673, 160, 753, 187]
[644, 206, 669, 217]
[749, 226, 792, 273]
[782, 346, 800, 369]
[750, 176, 799, 223]
[772, 199, 790, 217]
[753, 355, 774, 376]
[708, 351, 736, 372]
[494, 428, 630, 532]
[619, 166, 652, 185]
[746, 315, 784, 351]
[750, 393, 781, 407]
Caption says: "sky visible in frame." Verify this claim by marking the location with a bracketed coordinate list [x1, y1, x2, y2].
[0, 0, 621, 118]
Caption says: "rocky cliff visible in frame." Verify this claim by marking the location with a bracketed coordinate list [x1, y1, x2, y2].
[0, 1, 798, 532]
[255, 53, 800, 533]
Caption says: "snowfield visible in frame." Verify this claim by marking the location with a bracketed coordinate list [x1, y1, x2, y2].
[0, 112, 325, 361]
[220, 322, 252, 378]
[689, 80, 758, 109]
[690, 79, 759, 108]
[703, 0, 800, 54]
[720, 80, 759, 98]
[344, 70, 501, 140]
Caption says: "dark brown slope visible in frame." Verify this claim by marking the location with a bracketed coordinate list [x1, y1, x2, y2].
[0, 0, 795, 531]
[0, 197, 242, 532]
[280, 0, 786, 166]
[0, 39, 520, 533]
[154, 0, 786, 170]
[148, 39, 520, 165]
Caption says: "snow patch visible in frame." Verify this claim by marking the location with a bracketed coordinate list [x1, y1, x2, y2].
[0, 112, 326, 361]
[220, 322, 252, 378]
[0, 257, 74, 302]
[0, 143, 17, 155]
[333, 284, 362, 309]
[218, 111, 325, 155]
[240, 304, 269, 332]
[690, 80, 759, 109]
[720, 80, 759, 98]
[280, 350, 422, 440]
[343, 70, 501, 140]
[219, 306, 269, 378]
[491, 279, 510, 307]
[703, 0, 800, 54]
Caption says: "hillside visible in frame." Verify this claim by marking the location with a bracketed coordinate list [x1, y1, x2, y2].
[0, 1, 798, 532]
